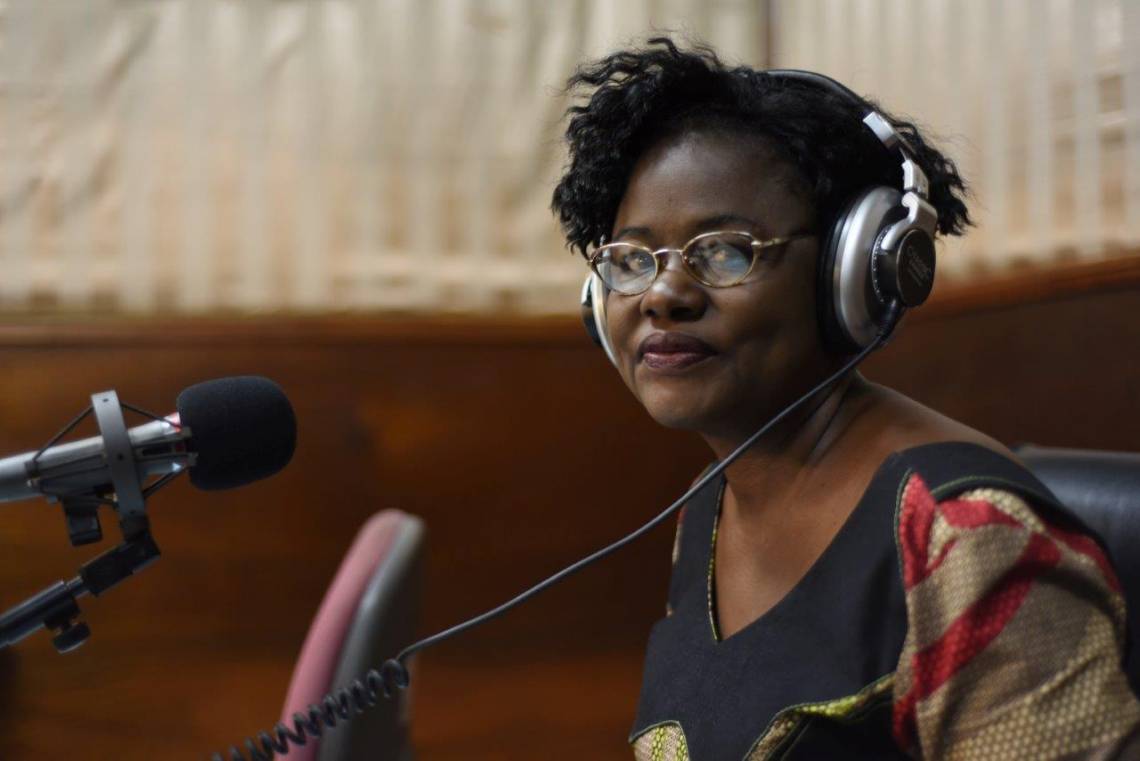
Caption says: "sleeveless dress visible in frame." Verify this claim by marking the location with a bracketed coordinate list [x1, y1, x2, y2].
[630, 442, 1140, 760]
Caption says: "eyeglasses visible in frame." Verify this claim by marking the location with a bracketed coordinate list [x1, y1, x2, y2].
[588, 230, 815, 296]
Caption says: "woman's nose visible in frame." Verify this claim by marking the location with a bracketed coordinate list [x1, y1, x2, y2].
[639, 251, 708, 323]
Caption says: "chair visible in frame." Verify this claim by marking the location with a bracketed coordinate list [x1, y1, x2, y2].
[1015, 445, 1140, 695]
[281, 510, 425, 761]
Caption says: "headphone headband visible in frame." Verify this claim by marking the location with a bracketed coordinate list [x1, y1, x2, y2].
[762, 69, 871, 111]
[763, 69, 923, 165]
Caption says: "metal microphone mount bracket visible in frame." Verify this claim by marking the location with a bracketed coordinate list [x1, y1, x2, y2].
[0, 390, 185, 654]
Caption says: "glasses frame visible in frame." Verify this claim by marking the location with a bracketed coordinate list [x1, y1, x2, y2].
[587, 230, 815, 296]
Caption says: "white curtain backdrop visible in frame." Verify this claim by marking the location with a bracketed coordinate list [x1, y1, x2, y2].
[771, 0, 1140, 279]
[0, 0, 764, 315]
[0, 1, 1135, 316]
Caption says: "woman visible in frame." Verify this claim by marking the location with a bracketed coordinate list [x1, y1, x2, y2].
[551, 39, 1140, 760]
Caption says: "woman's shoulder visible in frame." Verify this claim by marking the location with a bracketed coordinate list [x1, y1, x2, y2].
[819, 380, 1020, 522]
[851, 381, 1011, 460]
[851, 384, 1081, 512]
[850, 387, 1140, 756]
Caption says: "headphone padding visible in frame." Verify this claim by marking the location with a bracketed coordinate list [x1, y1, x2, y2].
[817, 204, 850, 351]
[581, 273, 618, 367]
[820, 186, 904, 351]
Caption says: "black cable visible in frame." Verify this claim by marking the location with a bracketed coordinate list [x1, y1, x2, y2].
[30, 405, 93, 469]
[120, 402, 182, 427]
[394, 301, 901, 663]
[210, 302, 903, 761]
[209, 660, 409, 761]
[141, 470, 182, 499]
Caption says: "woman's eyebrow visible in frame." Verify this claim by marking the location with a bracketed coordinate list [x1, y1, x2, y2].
[612, 215, 767, 243]
[694, 213, 764, 232]
[612, 225, 653, 242]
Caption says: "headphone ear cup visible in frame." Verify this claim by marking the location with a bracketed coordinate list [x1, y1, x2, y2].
[871, 216, 937, 310]
[580, 273, 603, 347]
[818, 186, 905, 352]
[817, 205, 852, 352]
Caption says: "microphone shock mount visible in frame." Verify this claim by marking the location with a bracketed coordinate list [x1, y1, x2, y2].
[0, 391, 188, 653]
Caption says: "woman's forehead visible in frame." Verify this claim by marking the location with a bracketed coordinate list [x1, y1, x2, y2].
[613, 131, 812, 240]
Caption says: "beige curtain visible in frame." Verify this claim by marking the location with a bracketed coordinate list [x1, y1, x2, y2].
[0, 0, 764, 315]
[3, 0, 1134, 316]
[771, 0, 1140, 280]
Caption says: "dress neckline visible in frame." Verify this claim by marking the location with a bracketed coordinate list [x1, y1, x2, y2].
[704, 454, 895, 645]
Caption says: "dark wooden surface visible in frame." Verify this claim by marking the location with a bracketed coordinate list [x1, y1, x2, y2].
[0, 258, 1137, 760]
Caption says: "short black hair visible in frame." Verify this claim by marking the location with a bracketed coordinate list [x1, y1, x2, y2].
[551, 37, 971, 257]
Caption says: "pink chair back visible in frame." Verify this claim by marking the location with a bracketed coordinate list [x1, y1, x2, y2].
[280, 510, 411, 760]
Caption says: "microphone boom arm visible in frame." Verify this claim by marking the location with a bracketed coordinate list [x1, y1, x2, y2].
[0, 390, 182, 653]
[0, 522, 161, 653]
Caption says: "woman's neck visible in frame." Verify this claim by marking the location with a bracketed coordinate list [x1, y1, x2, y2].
[703, 372, 869, 524]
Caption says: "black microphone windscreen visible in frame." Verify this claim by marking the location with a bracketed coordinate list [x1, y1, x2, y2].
[175, 376, 296, 491]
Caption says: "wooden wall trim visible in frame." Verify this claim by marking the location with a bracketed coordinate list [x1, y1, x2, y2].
[917, 254, 1140, 320]
[0, 255, 1135, 345]
[0, 315, 586, 347]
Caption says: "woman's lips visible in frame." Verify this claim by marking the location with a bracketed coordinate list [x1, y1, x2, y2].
[638, 332, 717, 371]
[642, 351, 714, 370]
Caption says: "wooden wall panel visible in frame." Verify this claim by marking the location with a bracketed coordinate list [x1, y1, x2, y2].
[866, 286, 1140, 452]
[0, 261, 1137, 760]
[0, 319, 707, 761]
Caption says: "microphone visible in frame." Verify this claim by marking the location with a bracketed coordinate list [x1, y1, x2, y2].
[0, 376, 296, 653]
[0, 375, 296, 506]
[175, 375, 297, 491]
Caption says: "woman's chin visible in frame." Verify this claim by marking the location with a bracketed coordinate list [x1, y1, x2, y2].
[639, 393, 719, 432]
[648, 412, 708, 432]
[637, 384, 774, 439]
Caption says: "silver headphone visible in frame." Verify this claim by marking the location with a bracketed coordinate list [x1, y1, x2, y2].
[580, 69, 938, 362]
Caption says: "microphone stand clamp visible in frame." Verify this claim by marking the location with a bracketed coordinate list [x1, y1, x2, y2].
[0, 391, 177, 653]
[61, 495, 104, 546]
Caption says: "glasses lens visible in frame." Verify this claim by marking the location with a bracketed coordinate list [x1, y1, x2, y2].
[595, 244, 657, 294]
[685, 233, 756, 286]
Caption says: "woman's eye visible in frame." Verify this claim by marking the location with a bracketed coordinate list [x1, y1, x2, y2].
[704, 243, 748, 267]
[622, 251, 653, 273]
[709, 245, 737, 263]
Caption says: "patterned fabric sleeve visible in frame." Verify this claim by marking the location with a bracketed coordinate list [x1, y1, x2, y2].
[892, 473, 1140, 760]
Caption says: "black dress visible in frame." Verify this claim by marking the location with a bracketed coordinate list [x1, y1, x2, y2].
[630, 443, 1139, 760]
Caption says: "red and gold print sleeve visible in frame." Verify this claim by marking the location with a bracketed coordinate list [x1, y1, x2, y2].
[892, 473, 1140, 760]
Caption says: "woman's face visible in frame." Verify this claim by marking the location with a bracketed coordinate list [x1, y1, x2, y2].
[604, 130, 833, 442]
